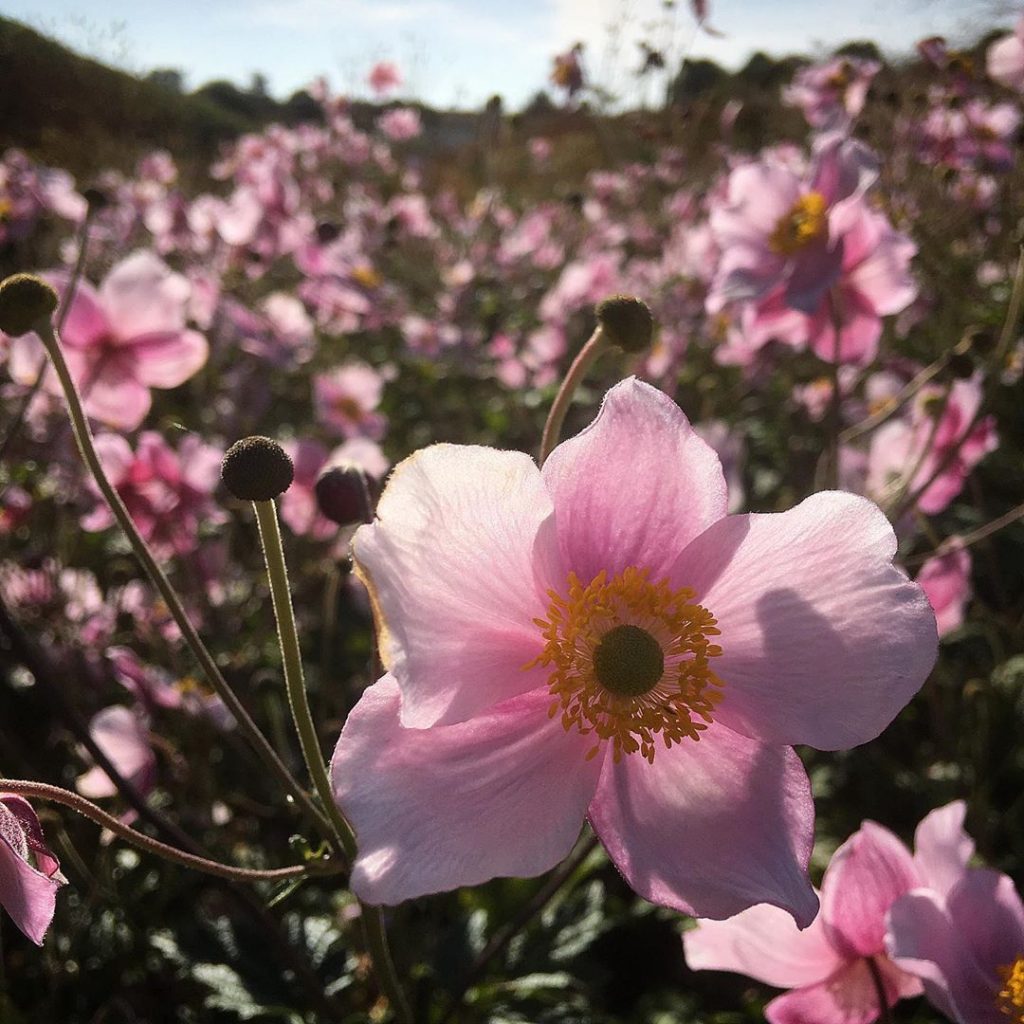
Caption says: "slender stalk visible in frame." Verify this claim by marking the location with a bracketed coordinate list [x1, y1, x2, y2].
[538, 325, 608, 466]
[0, 780, 338, 884]
[883, 381, 952, 518]
[903, 499, 1024, 568]
[826, 291, 844, 490]
[440, 833, 600, 1023]
[865, 956, 892, 1024]
[995, 245, 1024, 369]
[251, 499, 411, 1023]
[32, 317, 332, 839]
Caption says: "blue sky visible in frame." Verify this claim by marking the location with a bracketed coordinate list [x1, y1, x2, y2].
[7, 0, 1003, 109]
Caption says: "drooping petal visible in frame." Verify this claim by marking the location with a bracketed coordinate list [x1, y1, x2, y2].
[542, 377, 727, 585]
[76, 705, 156, 799]
[588, 722, 818, 926]
[821, 822, 920, 957]
[684, 897, 842, 988]
[130, 330, 208, 388]
[0, 797, 65, 946]
[766, 957, 914, 1024]
[330, 675, 601, 905]
[352, 444, 560, 728]
[671, 491, 937, 750]
[99, 251, 190, 340]
[912, 800, 974, 896]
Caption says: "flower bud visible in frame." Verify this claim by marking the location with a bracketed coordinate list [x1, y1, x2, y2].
[0, 274, 59, 337]
[83, 187, 110, 213]
[596, 295, 654, 354]
[221, 436, 294, 502]
[946, 351, 975, 379]
[315, 462, 374, 527]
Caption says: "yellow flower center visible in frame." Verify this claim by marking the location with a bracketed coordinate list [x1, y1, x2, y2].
[352, 264, 381, 289]
[769, 191, 829, 255]
[526, 567, 724, 763]
[0, 197, 12, 220]
[998, 956, 1024, 1022]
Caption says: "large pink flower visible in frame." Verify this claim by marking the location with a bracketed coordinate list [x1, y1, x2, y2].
[8, 250, 208, 431]
[684, 802, 974, 1024]
[888, 868, 1024, 1023]
[330, 380, 936, 920]
[0, 794, 66, 945]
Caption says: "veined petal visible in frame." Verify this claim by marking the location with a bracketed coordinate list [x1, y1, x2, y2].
[684, 897, 842, 988]
[0, 798, 64, 946]
[330, 675, 601, 905]
[671, 491, 937, 750]
[131, 330, 208, 388]
[352, 444, 559, 728]
[542, 377, 727, 585]
[588, 722, 817, 926]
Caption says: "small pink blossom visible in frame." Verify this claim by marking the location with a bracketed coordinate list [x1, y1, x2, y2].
[8, 251, 208, 431]
[888, 868, 1024, 1023]
[76, 705, 157, 803]
[368, 61, 402, 95]
[916, 543, 971, 638]
[0, 794, 66, 945]
[784, 56, 881, 130]
[685, 802, 974, 1024]
[82, 432, 226, 559]
[313, 363, 387, 439]
[330, 380, 936, 917]
[988, 17, 1024, 91]
[378, 108, 422, 142]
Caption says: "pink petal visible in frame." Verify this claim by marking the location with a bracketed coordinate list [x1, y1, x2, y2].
[916, 546, 971, 639]
[0, 800, 64, 946]
[99, 251, 190, 340]
[671, 491, 937, 750]
[912, 800, 974, 895]
[130, 330, 208, 388]
[542, 378, 727, 585]
[352, 444, 560, 728]
[588, 722, 817, 926]
[45, 274, 110, 349]
[684, 897, 843, 988]
[329, 675, 601, 905]
[76, 706, 156, 799]
[821, 822, 920, 957]
[945, 869, 1024, 981]
[766, 957, 912, 1024]
[83, 362, 153, 431]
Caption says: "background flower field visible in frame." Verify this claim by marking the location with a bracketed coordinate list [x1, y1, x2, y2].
[1, 6, 1024, 1022]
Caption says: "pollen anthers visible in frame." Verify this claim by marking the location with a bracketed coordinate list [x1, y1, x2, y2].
[527, 566, 724, 764]
[769, 191, 829, 255]
[998, 956, 1024, 1022]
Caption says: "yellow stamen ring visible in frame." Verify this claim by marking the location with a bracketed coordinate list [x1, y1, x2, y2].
[998, 956, 1024, 1022]
[769, 191, 829, 255]
[526, 567, 724, 764]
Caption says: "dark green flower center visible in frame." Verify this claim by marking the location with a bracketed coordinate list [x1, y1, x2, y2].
[592, 624, 664, 698]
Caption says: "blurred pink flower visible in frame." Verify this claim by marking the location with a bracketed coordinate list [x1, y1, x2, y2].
[988, 17, 1024, 91]
[784, 57, 881, 130]
[76, 705, 157, 803]
[916, 543, 971, 638]
[888, 868, 1024, 1023]
[82, 431, 226, 559]
[313, 363, 387, 439]
[331, 380, 936, 916]
[368, 61, 402, 95]
[8, 251, 208, 431]
[685, 802, 974, 1024]
[378, 107, 422, 141]
[0, 794, 66, 945]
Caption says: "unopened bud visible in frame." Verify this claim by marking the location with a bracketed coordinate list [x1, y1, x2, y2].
[221, 436, 294, 502]
[315, 462, 374, 527]
[0, 274, 58, 337]
[947, 351, 975, 379]
[596, 295, 654, 354]
[82, 187, 110, 213]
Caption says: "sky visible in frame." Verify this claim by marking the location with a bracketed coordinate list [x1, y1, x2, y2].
[5, 0, 1009, 110]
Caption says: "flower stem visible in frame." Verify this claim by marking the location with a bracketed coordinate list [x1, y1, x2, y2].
[539, 325, 608, 466]
[865, 956, 892, 1024]
[0, 780, 339, 884]
[33, 317, 332, 841]
[903, 499, 1024, 568]
[251, 499, 411, 1023]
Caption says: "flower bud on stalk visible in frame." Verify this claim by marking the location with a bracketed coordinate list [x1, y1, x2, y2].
[221, 436, 294, 502]
[0, 274, 59, 337]
[315, 462, 375, 527]
[596, 295, 654, 354]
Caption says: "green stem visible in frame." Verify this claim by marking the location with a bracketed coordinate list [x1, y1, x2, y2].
[538, 325, 608, 466]
[0, 780, 339, 884]
[33, 317, 332, 841]
[251, 499, 411, 1023]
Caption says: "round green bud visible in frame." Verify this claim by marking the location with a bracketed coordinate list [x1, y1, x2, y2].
[593, 624, 665, 698]
[221, 436, 294, 502]
[596, 295, 654, 354]
[0, 274, 59, 337]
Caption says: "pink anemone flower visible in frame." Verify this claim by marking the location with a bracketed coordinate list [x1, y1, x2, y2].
[0, 794, 67, 945]
[330, 379, 936, 920]
[8, 250, 208, 431]
[684, 801, 974, 1023]
[888, 868, 1024, 1023]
